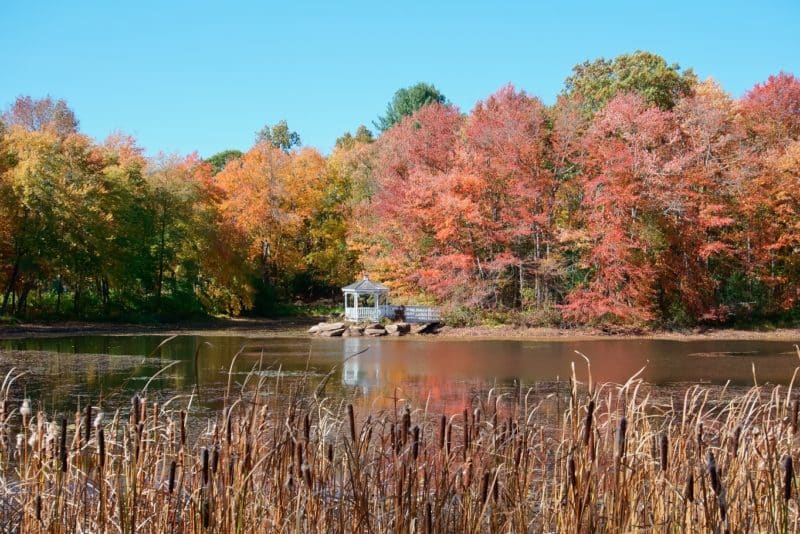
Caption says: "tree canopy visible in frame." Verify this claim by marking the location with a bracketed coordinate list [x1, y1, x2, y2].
[374, 82, 448, 132]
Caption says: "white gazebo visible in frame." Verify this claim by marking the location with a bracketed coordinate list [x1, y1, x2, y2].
[342, 275, 390, 322]
[341, 275, 442, 323]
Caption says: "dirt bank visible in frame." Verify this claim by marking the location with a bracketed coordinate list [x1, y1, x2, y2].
[1, 318, 799, 343]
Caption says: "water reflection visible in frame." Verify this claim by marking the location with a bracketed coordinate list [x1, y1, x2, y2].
[1, 335, 798, 414]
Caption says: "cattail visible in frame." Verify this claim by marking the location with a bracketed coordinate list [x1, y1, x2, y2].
[168, 460, 177, 494]
[84, 403, 92, 445]
[412, 425, 420, 460]
[225, 408, 232, 445]
[179, 410, 187, 447]
[793, 399, 799, 435]
[202, 497, 210, 528]
[583, 399, 595, 446]
[93, 411, 104, 428]
[402, 407, 411, 445]
[425, 501, 432, 534]
[347, 404, 357, 444]
[98, 427, 106, 468]
[327, 442, 333, 463]
[568, 453, 577, 490]
[732, 425, 742, 457]
[303, 412, 311, 442]
[660, 432, 668, 472]
[697, 423, 704, 454]
[211, 446, 219, 474]
[35, 494, 41, 522]
[783, 455, 794, 501]
[132, 395, 140, 426]
[59, 417, 68, 472]
[202, 447, 210, 486]
[616, 416, 627, 461]
[685, 469, 694, 502]
[446, 421, 452, 455]
[20, 398, 31, 418]
[707, 451, 721, 495]
[480, 470, 490, 504]
[302, 463, 313, 488]
[439, 414, 446, 450]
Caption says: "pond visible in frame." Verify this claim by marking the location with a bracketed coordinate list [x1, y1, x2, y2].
[1, 334, 799, 416]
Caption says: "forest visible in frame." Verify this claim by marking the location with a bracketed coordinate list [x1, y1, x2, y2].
[0, 51, 798, 328]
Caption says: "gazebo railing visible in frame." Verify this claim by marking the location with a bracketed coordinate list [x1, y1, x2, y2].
[344, 305, 441, 323]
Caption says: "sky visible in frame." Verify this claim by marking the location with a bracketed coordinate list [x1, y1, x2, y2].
[2, 0, 799, 158]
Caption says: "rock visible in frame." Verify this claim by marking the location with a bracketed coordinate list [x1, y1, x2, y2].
[307, 325, 320, 334]
[364, 323, 384, 331]
[364, 327, 387, 337]
[396, 322, 411, 334]
[385, 324, 399, 334]
[319, 327, 345, 337]
[411, 322, 440, 335]
[318, 322, 345, 332]
[347, 326, 364, 337]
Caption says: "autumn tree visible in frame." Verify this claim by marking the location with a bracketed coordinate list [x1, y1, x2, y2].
[1, 95, 78, 137]
[564, 51, 696, 113]
[205, 149, 243, 174]
[256, 120, 301, 152]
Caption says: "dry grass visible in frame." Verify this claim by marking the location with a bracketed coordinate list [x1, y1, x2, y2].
[1, 349, 800, 532]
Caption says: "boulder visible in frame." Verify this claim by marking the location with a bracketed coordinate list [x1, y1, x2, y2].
[364, 326, 387, 337]
[386, 323, 410, 336]
[347, 326, 364, 337]
[318, 322, 345, 332]
[319, 327, 345, 337]
[411, 322, 440, 335]
[307, 325, 320, 334]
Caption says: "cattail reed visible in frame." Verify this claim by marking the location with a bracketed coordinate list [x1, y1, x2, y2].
[412, 425, 420, 460]
[202, 447, 209, 486]
[707, 451, 721, 495]
[132, 394, 140, 426]
[211, 446, 219, 474]
[616, 416, 627, 461]
[480, 471, 490, 504]
[59, 416, 67, 472]
[732, 425, 741, 457]
[98, 427, 105, 468]
[179, 410, 187, 447]
[583, 399, 595, 446]
[168, 460, 177, 494]
[347, 403, 356, 444]
[784, 455, 794, 501]
[660, 432, 668, 472]
[793, 399, 799, 435]
[685, 469, 694, 503]
[439, 414, 446, 450]
[84, 403, 92, 445]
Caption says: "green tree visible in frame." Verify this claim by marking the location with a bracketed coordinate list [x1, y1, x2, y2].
[256, 120, 301, 152]
[205, 149, 243, 174]
[563, 50, 696, 112]
[334, 125, 375, 150]
[374, 82, 447, 132]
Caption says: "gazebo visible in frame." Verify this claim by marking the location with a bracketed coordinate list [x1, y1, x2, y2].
[341, 275, 442, 323]
[342, 275, 390, 322]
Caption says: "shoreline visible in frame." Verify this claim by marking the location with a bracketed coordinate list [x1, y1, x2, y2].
[0, 318, 798, 342]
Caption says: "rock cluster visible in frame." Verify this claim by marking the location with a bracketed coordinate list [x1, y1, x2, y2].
[308, 321, 435, 337]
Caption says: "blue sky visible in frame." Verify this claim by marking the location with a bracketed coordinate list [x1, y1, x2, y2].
[2, 0, 798, 157]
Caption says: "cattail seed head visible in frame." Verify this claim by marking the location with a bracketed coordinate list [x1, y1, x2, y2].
[412, 425, 420, 461]
[168, 460, 177, 494]
[685, 470, 694, 502]
[707, 451, 721, 495]
[20, 398, 31, 418]
[98, 427, 105, 468]
[347, 404, 357, 444]
[202, 447, 210, 486]
[583, 399, 595, 446]
[616, 416, 627, 460]
[783, 455, 794, 501]
[660, 432, 668, 472]
[59, 417, 68, 473]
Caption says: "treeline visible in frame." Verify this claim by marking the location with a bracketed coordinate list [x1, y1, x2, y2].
[1, 51, 798, 326]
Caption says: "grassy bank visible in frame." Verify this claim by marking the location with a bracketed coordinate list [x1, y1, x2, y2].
[2, 351, 800, 532]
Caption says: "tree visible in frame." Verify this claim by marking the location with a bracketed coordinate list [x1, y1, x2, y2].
[374, 83, 448, 132]
[256, 120, 301, 152]
[563, 51, 696, 113]
[1, 95, 78, 137]
[335, 125, 375, 150]
[205, 149, 243, 174]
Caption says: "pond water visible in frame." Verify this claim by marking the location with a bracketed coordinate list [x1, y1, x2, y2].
[1, 335, 798, 415]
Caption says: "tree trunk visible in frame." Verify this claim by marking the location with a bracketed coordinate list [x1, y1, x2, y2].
[0, 254, 21, 316]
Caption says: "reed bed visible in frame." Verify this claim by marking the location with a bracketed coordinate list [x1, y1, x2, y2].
[1, 353, 800, 532]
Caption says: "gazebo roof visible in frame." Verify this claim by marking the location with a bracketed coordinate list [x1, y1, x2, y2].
[342, 275, 389, 293]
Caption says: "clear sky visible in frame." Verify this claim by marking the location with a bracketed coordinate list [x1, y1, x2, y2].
[2, 0, 798, 158]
